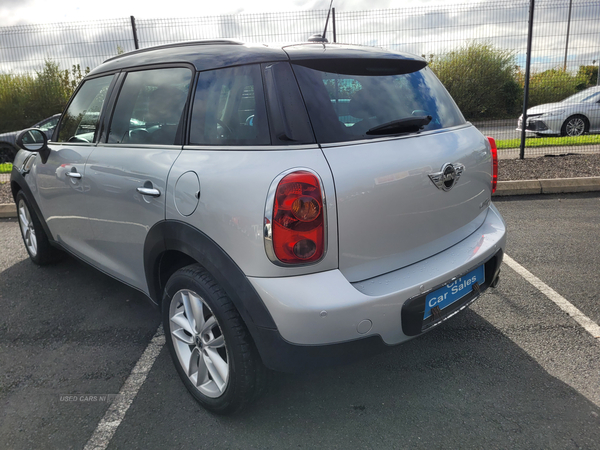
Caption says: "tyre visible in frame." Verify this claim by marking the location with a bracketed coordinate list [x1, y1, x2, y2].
[561, 115, 587, 137]
[162, 264, 268, 414]
[0, 144, 17, 164]
[16, 191, 63, 265]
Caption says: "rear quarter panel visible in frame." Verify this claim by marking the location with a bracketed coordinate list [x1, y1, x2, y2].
[166, 146, 338, 278]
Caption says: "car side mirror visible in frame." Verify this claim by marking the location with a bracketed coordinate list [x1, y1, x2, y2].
[16, 128, 50, 163]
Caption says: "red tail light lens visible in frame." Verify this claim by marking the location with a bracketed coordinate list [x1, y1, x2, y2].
[271, 171, 324, 264]
[487, 136, 498, 194]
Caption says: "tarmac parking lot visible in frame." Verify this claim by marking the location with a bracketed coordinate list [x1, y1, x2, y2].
[1, 192, 600, 449]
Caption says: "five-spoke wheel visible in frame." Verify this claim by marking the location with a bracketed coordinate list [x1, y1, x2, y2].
[169, 289, 229, 398]
[18, 197, 38, 258]
[15, 191, 62, 265]
[163, 264, 268, 414]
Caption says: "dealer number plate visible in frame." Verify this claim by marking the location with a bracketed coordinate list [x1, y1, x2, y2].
[424, 265, 485, 320]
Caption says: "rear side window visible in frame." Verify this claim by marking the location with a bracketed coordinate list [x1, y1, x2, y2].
[108, 68, 192, 145]
[292, 64, 466, 144]
[57, 75, 114, 143]
[190, 65, 270, 146]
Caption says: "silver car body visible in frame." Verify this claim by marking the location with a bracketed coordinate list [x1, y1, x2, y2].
[11, 41, 506, 373]
[517, 86, 600, 136]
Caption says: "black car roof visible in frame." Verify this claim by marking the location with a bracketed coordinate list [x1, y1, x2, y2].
[88, 40, 287, 75]
[88, 40, 426, 76]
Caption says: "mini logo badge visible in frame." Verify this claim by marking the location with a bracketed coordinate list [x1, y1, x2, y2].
[428, 163, 465, 191]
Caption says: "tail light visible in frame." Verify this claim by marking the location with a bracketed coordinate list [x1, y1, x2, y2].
[265, 170, 325, 265]
[487, 136, 498, 194]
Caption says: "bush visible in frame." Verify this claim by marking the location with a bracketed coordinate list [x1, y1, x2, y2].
[526, 68, 587, 107]
[576, 65, 598, 88]
[428, 42, 522, 120]
[0, 61, 88, 133]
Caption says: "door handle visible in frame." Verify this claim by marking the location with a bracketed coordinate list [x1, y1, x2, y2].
[137, 187, 161, 197]
[65, 171, 82, 179]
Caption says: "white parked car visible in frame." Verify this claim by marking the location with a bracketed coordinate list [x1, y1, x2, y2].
[517, 86, 600, 136]
[11, 40, 505, 414]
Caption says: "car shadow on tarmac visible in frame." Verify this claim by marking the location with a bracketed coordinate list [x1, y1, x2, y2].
[2, 244, 600, 450]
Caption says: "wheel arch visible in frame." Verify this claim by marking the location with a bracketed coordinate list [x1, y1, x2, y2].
[0, 142, 17, 163]
[144, 220, 278, 332]
[10, 169, 55, 243]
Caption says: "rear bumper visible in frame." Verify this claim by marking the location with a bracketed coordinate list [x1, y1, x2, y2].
[249, 204, 506, 371]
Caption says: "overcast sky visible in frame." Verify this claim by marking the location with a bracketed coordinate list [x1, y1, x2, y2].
[2, 0, 487, 26]
[1, 0, 598, 74]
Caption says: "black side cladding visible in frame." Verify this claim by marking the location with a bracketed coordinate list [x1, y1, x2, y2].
[10, 167, 56, 244]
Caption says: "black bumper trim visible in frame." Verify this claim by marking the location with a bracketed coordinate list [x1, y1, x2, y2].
[401, 249, 504, 337]
[253, 326, 388, 373]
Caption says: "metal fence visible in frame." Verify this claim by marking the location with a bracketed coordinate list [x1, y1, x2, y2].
[1, 0, 599, 158]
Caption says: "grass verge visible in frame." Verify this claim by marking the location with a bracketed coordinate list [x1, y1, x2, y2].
[496, 135, 600, 149]
[0, 163, 13, 174]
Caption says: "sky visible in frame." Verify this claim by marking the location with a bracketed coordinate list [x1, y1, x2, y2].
[1, 0, 598, 74]
[1, 0, 487, 26]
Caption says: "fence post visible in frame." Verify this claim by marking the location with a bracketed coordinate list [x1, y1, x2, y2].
[563, 0, 573, 71]
[130, 16, 140, 50]
[520, 0, 535, 160]
[332, 7, 337, 43]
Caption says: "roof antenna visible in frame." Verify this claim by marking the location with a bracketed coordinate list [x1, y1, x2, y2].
[308, 0, 334, 43]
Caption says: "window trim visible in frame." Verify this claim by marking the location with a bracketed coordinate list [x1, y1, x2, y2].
[54, 71, 120, 145]
[316, 122, 473, 148]
[188, 63, 273, 147]
[291, 64, 467, 145]
[261, 62, 315, 146]
[101, 63, 196, 146]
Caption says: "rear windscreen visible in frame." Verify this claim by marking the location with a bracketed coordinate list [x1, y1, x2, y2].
[292, 64, 466, 144]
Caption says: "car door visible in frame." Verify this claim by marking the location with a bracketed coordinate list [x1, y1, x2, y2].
[589, 94, 600, 132]
[31, 75, 115, 259]
[83, 67, 193, 291]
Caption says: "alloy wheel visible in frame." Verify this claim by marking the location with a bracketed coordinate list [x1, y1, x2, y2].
[565, 117, 585, 136]
[18, 199, 38, 257]
[169, 289, 229, 398]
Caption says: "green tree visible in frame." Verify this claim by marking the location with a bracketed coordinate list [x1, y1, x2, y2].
[0, 60, 89, 133]
[428, 42, 522, 120]
[526, 68, 586, 107]
[576, 64, 598, 87]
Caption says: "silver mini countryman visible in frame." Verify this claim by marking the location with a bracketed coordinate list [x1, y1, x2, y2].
[11, 40, 506, 414]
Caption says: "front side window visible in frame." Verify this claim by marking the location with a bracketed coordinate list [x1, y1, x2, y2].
[562, 89, 600, 104]
[292, 64, 466, 144]
[190, 65, 270, 146]
[57, 75, 114, 143]
[107, 68, 192, 145]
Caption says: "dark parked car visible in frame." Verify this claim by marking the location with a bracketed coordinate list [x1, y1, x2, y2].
[0, 114, 60, 163]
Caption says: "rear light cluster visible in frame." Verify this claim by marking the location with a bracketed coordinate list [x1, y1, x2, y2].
[267, 170, 325, 264]
[487, 136, 498, 194]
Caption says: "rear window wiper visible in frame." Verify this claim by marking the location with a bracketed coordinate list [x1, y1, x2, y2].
[366, 115, 432, 136]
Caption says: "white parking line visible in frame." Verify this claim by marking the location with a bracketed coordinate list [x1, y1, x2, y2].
[82, 254, 599, 449]
[504, 254, 600, 339]
[84, 325, 165, 450]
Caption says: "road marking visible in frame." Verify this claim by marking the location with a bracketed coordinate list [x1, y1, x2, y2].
[504, 254, 600, 339]
[84, 325, 165, 450]
[81, 255, 599, 449]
